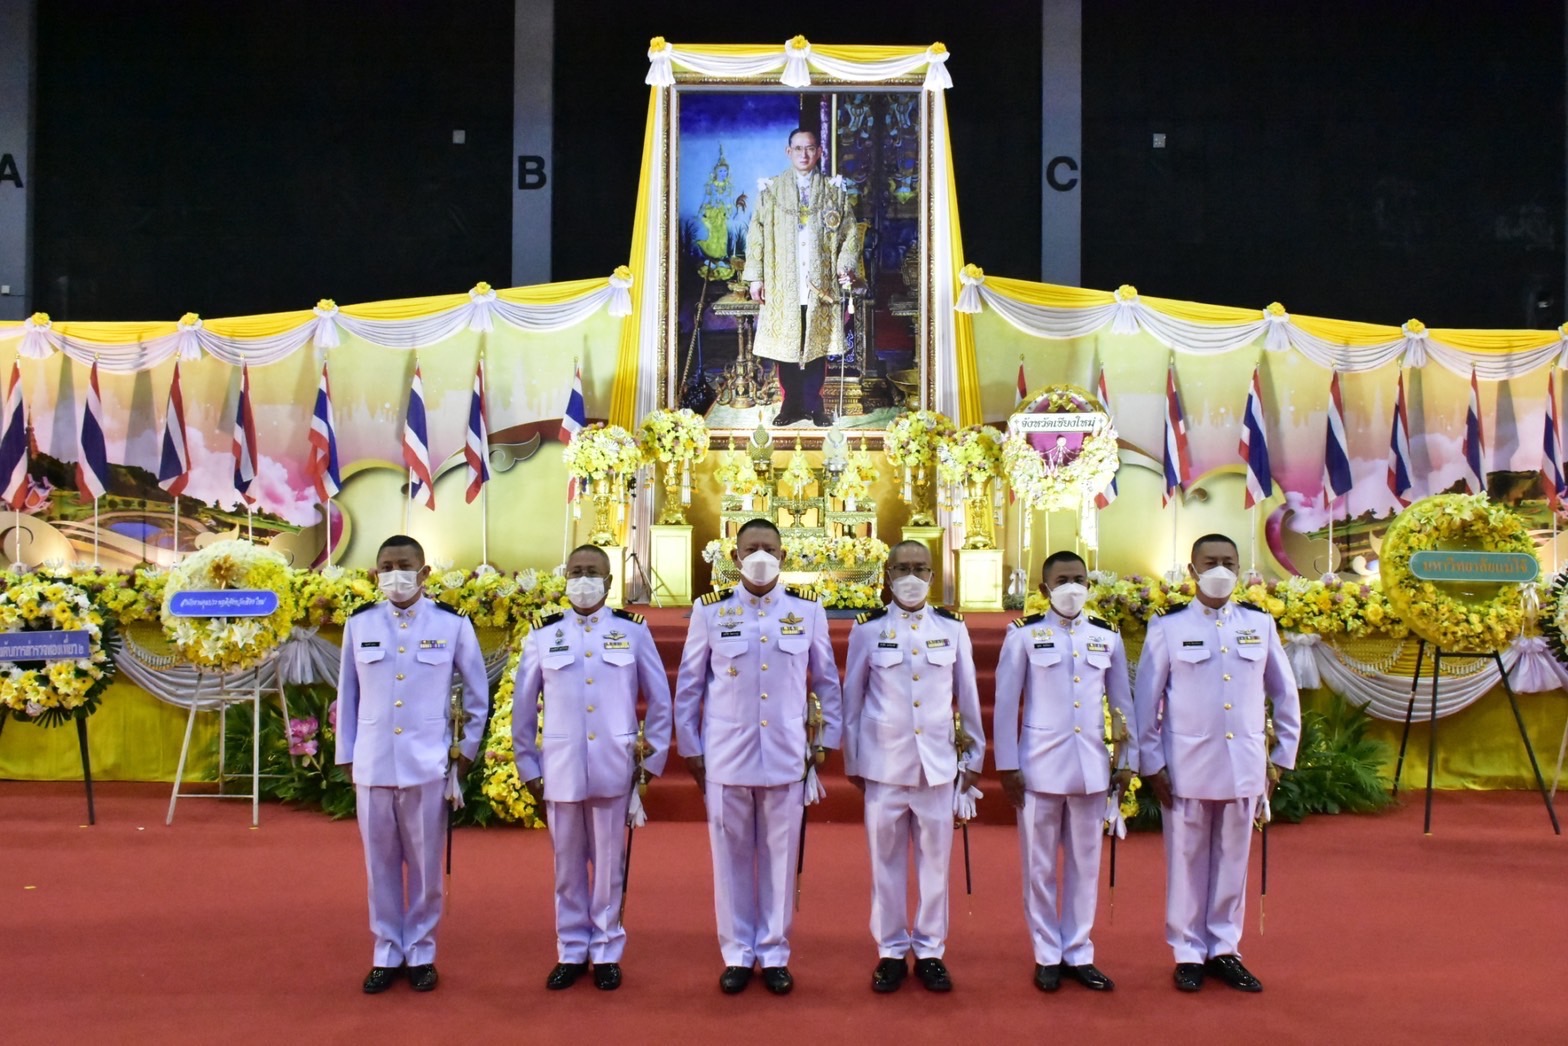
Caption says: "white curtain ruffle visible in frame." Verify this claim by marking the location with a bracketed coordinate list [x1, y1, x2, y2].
[647, 42, 951, 92]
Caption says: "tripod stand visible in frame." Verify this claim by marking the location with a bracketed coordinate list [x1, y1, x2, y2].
[623, 475, 678, 608]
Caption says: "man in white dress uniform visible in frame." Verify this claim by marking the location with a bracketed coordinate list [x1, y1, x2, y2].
[842, 539, 985, 994]
[993, 550, 1134, 993]
[675, 518, 843, 995]
[1134, 533, 1300, 993]
[514, 545, 673, 992]
[336, 535, 488, 994]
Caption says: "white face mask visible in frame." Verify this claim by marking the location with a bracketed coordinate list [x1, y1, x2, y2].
[889, 573, 930, 607]
[378, 569, 422, 603]
[565, 576, 607, 610]
[1048, 582, 1088, 618]
[739, 548, 781, 586]
[1196, 565, 1238, 600]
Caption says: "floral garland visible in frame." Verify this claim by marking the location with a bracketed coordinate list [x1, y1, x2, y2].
[1541, 568, 1568, 667]
[1001, 424, 1120, 512]
[475, 645, 545, 827]
[637, 408, 710, 466]
[427, 567, 567, 631]
[814, 578, 884, 610]
[935, 425, 1003, 491]
[1379, 494, 1533, 652]
[831, 444, 876, 504]
[713, 443, 762, 496]
[702, 534, 889, 571]
[160, 540, 300, 673]
[883, 410, 955, 469]
[1020, 572, 1408, 639]
[0, 578, 115, 727]
[562, 422, 643, 484]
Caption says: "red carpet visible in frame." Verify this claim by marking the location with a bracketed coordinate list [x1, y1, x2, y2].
[3, 783, 1564, 1045]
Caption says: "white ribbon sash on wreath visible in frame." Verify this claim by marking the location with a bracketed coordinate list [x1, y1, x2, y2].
[114, 630, 512, 710]
[1280, 631, 1568, 721]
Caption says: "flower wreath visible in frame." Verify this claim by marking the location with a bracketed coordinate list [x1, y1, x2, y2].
[562, 423, 643, 484]
[0, 578, 116, 727]
[637, 409, 710, 467]
[1539, 567, 1568, 667]
[1003, 385, 1120, 511]
[884, 410, 956, 470]
[1379, 494, 1534, 652]
[160, 539, 300, 673]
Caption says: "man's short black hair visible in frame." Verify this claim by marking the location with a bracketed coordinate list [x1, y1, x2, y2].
[737, 518, 781, 542]
[787, 126, 818, 146]
[886, 539, 929, 563]
[568, 544, 613, 573]
[1191, 533, 1239, 560]
[1040, 550, 1087, 580]
[377, 535, 425, 563]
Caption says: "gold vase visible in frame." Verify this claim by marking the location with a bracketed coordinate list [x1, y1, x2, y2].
[658, 463, 687, 525]
[963, 480, 996, 550]
[589, 479, 617, 546]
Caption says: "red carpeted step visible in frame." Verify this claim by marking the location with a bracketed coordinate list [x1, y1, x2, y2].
[634, 606, 1021, 824]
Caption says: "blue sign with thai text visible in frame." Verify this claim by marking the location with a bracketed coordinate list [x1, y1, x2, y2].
[0, 630, 91, 661]
[167, 590, 281, 618]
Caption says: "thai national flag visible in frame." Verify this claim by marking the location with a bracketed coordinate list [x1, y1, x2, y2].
[1322, 370, 1353, 510]
[1016, 359, 1028, 403]
[158, 362, 190, 496]
[403, 364, 436, 510]
[1545, 373, 1565, 508]
[559, 361, 586, 444]
[76, 360, 110, 502]
[231, 363, 259, 506]
[1387, 371, 1414, 507]
[1461, 369, 1486, 495]
[0, 362, 29, 510]
[1239, 365, 1274, 509]
[464, 361, 490, 504]
[307, 362, 341, 504]
[1094, 365, 1118, 509]
[1161, 363, 1191, 507]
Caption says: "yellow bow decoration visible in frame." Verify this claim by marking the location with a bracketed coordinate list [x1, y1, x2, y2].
[612, 265, 633, 282]
[1116, 284, 1138, 300]
[316, 299, 338, 313]
[178, 312, 201, 328]
[471, 281, 492, 296]
[929, 42, 947, 55]
[648, 36, 668, 52]
[788, 35, 810, 50]
[1264, 301, 1287, 317]
[1403, 318, 1427, 335]
[960, 263, 984, 280]
[28, 312, 50, 327]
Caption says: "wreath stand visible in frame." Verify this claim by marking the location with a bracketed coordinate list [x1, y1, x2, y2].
[1391, 640, 1560, 836]
[165, 654, 290, 828]
[0, 708, 95, 824]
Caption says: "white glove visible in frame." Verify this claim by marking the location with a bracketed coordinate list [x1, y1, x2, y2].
[1104, 791, 1126, 839]
[444, 763, 466, 811]
[627, 789, 647, 829]
[953, 784, 982, 822]
[803, 764, 827, 806]
[1258, 794, 1272, 826]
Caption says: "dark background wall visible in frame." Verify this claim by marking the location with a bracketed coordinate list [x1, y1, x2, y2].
[1081, 0, 1565, 328]
[29, 0, 1566, 330]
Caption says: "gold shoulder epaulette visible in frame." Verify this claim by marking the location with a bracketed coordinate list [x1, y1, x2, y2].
[534, 608, 565, 629]
[1088, 615, 1115, 632]
[700, 588, 731, 606]
[787, 584, 820, 602]
[855, 606, 889, 626]
[1011, 612, 1045, 629]
[349, 601, 379, 617]
[934, 606, 964, 622]
[611, 607, 645, 626]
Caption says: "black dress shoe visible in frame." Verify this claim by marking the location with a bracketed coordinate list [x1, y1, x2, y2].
[592, 963, 622, 991]
[914, 958, 952, 993]
[719, 965, 753, 994]
[1205, 954, 1262, 992]
[407, 964, 438, 992]
[1174, 962, 1205, 992]
[1062, 962, 1114, 991]
[547, 961, 590, 990]
[872, 957, 907, 993]
[773, 410, 804, 427]
[362, 966, 401, 994]
[761, 966, 794, 995]
[810, 410, 833, 427]
[1033, 963, 1062, 992]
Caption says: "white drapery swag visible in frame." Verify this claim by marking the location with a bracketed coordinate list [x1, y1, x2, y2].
[646, 41, 951, 93]
[1281, 631, 1568, 721]
[0, 280, 622, 374]
[115, 627, 513, 710]
[965, 283, 1568, 381]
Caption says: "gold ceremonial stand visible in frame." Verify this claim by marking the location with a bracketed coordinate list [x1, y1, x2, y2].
[955, 548, 1004, 611]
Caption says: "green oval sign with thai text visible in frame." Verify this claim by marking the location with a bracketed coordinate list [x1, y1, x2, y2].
[1408, 551, 1539, 583]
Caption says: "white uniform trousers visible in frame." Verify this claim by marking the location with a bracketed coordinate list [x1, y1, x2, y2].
[1162, 794, 1259, 964]
[546, 795, 629, 963]
[864, 779, 954, 959]
[705, 779, 804, 968]
[355, 779, 447, 967]
[1018, 791, 1104, 966]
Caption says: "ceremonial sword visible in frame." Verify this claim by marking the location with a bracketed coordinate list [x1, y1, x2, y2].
[954, 711, 976, 896]
[795, 693, 825, 912]
[618, 721, 653, 929]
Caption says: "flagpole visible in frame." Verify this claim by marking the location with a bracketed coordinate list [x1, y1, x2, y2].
[1325, 500, 1333, 578]
[92, 496, 100, 566]
[325, 497, 334, 566]
[479, 356, 489, 567]
[172, 495, 180, 563]
[10, 506, 19, 569]
[247, 505, 254, 544]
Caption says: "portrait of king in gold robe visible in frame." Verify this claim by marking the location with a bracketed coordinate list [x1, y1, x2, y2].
[742, 127, 865, 427]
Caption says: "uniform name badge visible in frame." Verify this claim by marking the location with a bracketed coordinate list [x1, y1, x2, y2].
[360, 641, 381, 648]
[876, 641, 900, 649]
[1182, 640, 1206, 648]
[1033, 640, 1054, 650]
[719, 628, 743, 639]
